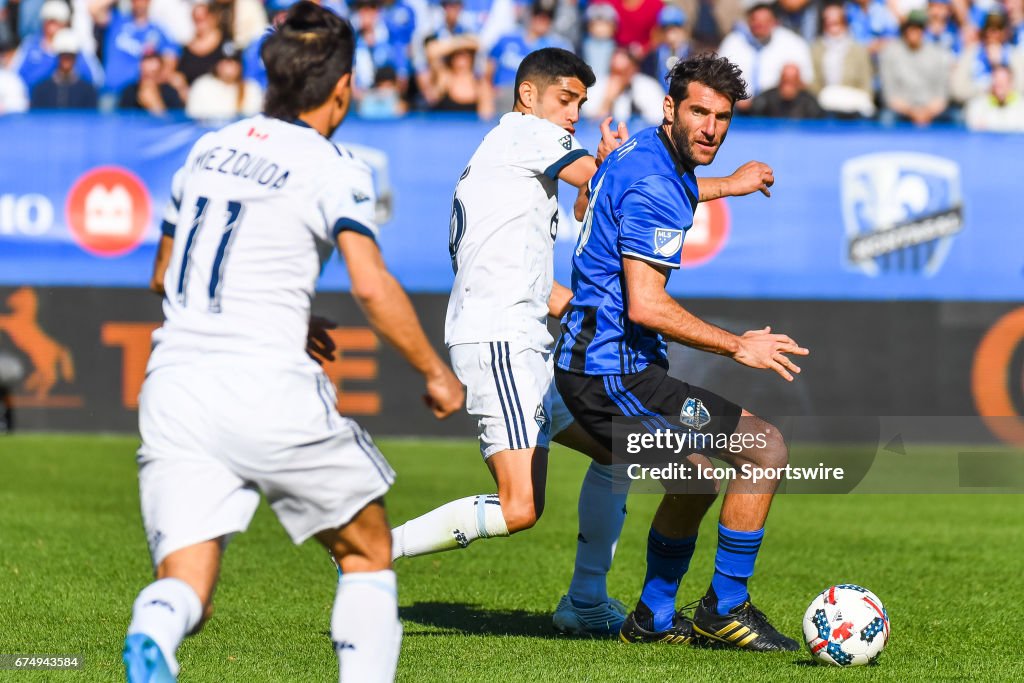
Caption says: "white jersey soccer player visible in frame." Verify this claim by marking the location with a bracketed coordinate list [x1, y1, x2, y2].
[123, 5, 463, 682]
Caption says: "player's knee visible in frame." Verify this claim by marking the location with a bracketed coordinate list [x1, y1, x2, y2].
[747, 422, 788, 470]
[501, 498, 542, 533]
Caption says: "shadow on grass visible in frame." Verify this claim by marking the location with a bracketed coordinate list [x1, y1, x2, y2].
[400, 602, 575, 639]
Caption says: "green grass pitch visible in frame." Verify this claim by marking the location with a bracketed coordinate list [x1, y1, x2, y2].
[1, 434, 1022, 682]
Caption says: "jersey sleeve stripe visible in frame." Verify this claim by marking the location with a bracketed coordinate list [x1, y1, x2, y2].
[160, 219, 176, 237]
[543, 148, 590, 180]
[621, 251, 681, 270]
[332, 218, 377, 241]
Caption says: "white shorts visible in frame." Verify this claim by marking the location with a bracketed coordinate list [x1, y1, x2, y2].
[449, 342, 574, 459]
[137, 362, 394, 567]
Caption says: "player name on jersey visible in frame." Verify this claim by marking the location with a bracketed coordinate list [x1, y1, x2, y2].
[191, 146, 291, 191]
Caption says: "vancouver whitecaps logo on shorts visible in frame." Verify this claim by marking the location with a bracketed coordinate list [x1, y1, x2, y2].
[680, 397, 711, 430]
[840, 152, 964, 277]
[654, 228, 683, 258]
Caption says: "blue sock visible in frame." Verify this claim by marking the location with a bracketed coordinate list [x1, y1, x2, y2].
[711, 523, 765, 615]
[568, 463, 628, 608]
[639, 529, 697, 632]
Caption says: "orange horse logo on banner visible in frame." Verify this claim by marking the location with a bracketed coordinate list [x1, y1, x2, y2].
[0, 287, 81, 407]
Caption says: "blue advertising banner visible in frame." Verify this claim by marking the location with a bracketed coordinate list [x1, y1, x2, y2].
[0, 113, 1020, 300]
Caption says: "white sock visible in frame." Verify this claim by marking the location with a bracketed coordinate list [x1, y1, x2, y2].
[391, 495, 510, 560]
[127, 578, 203, 676]
[332, 570, 401, 683]
[568, 463, 629, 606]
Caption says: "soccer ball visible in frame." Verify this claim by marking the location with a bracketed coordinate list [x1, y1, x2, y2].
[802, 584, 890, 666]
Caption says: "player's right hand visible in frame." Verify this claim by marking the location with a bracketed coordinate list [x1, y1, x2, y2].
[732, 326, 809, 382]
[423, 366, 465, 419]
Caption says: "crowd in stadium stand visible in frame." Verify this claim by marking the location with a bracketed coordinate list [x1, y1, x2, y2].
[2, 0, 1024, 130]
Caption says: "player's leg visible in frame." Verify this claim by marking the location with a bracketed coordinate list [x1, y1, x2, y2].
[315, 500, 401, 683]
[688, 406, 799, 651]
[391, 343, 551, 559]
[125, 541, 220, 683]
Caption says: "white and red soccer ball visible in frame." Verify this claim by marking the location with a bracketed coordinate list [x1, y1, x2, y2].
[803, 584, 890, 666]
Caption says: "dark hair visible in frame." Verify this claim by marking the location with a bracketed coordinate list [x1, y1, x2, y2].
[666, 53, 748, 107]
[261, 1, 355, 120]
[513, 47, 595, 105]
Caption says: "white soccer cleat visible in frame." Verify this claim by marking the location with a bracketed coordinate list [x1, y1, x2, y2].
[552, 594, 629, 637]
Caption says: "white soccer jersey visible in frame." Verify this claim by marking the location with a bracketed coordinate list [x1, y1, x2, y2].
[445, 112, 589, 350]
[149, 115, 378, 372]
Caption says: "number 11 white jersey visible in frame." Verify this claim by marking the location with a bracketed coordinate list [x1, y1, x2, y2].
[445, 112, 589, 351]
[149, 115, 378, 372]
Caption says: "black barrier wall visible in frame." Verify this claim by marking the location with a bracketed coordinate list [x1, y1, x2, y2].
[0, 286, 1021, 441]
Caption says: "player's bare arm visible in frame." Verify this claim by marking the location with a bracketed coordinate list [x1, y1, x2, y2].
[548, 280, 572, 318]
[338, 231, 464, 417]
[148, 234, 174, 296]
[697, 161, 775, 200]
[622, 256, 808, 381]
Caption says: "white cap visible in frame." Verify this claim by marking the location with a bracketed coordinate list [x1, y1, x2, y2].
[40, 0, 72, 24]
[742, 0, 774, 11]
[51, 28, 80, 55]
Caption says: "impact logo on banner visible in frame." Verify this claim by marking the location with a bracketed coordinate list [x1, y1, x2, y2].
[840, 153, 964, 276]
[65, 166, 152, 257]
[682, 198, 730, 268]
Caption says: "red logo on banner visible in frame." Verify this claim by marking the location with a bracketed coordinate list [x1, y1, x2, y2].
[682, 198, 730, 268]
[65, 166, 151, 257]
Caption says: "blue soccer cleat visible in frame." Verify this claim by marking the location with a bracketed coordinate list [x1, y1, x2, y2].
[552, 594, 629, 637]
[123, 634, 176, 683]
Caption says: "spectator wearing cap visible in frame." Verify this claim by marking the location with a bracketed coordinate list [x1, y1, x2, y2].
[719, 1, 814, 108]
[30, 28, 98, 107]
[14, 0, 103, 88]
[605, 0, 662, 53]
[177, 0, 225, 84]
[965, 62, 1024, 131]
[642, 4, 691, 85]
[923, 0, 960, 54]
[952, 10, 1024, 104]
[118, 47, 182, 111]
[586, 46, 664, 124]
[90, 0, 180, 95]
[412, 0, 474, 107]
[484, 0, 571, 112]
[677, 0, 743, 51]
[749, 60, 825, 117]
[844, 0, 899, 53]
[810, 1, 875, 117]
[351, 0, 410, 103]
[879, 9, 951, 125]
[0, 37, 29, 113]
[582, 2, 618, 80]
[185, 41, 260, 119]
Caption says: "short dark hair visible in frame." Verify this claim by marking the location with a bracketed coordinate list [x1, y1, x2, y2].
[261, 1, 355, 120]
[513, 47, 595, 105]
[666, 53, 748, 107]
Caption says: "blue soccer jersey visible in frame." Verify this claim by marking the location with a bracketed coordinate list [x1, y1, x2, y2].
[555, 125, 698, 376]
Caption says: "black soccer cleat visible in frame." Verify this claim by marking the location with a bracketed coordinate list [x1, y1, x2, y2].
[618, 601, 701, 645]
[692, 590, 800, 652]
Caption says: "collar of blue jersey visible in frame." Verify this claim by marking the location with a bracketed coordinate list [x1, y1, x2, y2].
[656, 125, 692, 176]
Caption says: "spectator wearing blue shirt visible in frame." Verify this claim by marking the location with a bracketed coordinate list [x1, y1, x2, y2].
[351, 0, 410, 101]
[30, 28, 98, 107]
[642, 5, 692, 86]
[582, 2, 617, 81]
[952, 10, 1024, 104]
[382, 0, 416, 46]
[14, 0, 103, 88]
[845, 0, 899, 53]
[90, 0, 180, 94]
[484, 0, 570, 112]
[923, 0, 960, 55]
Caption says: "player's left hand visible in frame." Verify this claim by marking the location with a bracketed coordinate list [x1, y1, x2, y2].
[306, 315, 338, 365]
[596, 117, 630, 166]
[728, 161, 774, 198]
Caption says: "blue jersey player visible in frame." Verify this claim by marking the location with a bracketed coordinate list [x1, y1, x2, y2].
[554, 54, 809, 651]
